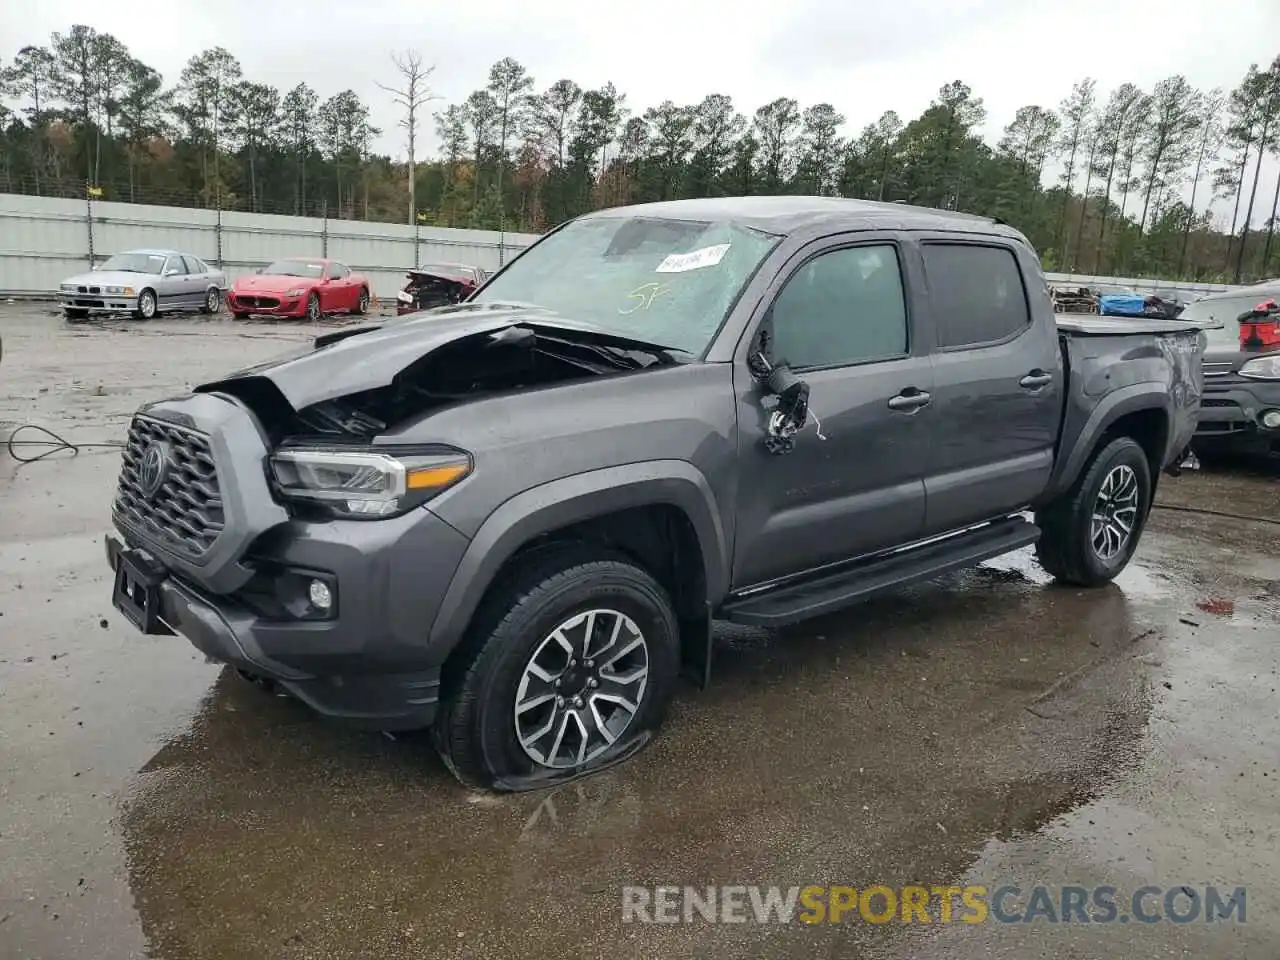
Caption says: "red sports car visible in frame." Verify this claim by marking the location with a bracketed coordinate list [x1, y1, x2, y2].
[227, 257, 371, 321]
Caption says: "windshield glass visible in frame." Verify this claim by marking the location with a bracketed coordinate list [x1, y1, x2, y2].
[1177, 293, 1274, 346]
[472, 216, 780, 355]
[100, 252, 166, 274]
[263, 259, 325, 278]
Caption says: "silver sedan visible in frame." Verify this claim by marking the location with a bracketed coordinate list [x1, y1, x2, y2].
[58, 249, 228, 321]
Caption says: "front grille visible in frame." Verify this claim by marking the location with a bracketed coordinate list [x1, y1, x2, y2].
[114, 416, 225, 558]
[238, 295, 280, 308]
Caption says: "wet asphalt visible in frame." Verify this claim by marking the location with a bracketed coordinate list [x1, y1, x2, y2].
[1, 303, 1278, 959]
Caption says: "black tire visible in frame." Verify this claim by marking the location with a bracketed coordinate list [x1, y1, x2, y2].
[353, 287, 369, 315]
[64, 308, 88, 321]
[306, 292, 321, 323]
[133, 288, 157, 321]
[1035, 435, 1152, 587]
[202, 287, 222, 314]
[434, 550, 679, 790]
[231, 311, 250, 321]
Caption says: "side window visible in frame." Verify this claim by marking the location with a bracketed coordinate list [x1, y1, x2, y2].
[327, 262, 350, 279]
[769, 245, 908, 369]
[183, 255, 204, 274]
[922, 244, 1031, 348]
[164, 256, 186, 276]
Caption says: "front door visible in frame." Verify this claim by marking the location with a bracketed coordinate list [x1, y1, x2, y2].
[916, 239, 1063, 535]
[731, 238, 933, 589]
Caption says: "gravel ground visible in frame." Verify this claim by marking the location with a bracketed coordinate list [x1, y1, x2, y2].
[1, 303, 1278, 960]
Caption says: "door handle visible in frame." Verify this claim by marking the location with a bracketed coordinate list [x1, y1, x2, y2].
[888, 389, 932, 412]
[1019, 371, 1053, 389]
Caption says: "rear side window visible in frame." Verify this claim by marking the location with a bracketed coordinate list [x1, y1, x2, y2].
[769, 245, 909, 369]
[327, 262, 350, 279]
[183, 255, 205, 274]
[923, 244, 1030, 348]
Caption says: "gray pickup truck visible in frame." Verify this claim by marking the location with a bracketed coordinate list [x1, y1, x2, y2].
[105, 197, 1205, 790]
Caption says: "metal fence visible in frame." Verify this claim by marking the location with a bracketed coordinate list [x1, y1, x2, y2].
[0, 193, 539, 299]
[0, 191, 1248, 303]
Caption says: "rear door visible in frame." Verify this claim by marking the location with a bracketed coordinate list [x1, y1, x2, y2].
[730, 233, 934, 588]
[916, 237, 1062, 536]
[183, 255, 210, 307]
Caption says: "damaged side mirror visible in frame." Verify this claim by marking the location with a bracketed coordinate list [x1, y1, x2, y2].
[749, 326, 812, 456]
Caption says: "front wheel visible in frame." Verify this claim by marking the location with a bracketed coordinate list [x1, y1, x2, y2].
[305, 292, 321, 323]
[1035, 436, 1152, 587]
[434, 552, 679, 790]
[64, 308, 88, 322]
[133, 289, 157, 321]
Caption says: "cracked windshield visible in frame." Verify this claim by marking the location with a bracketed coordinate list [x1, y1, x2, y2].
[474, 216, 779, 354]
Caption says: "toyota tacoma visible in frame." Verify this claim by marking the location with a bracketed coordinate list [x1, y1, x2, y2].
[105, 197, 1206, 790]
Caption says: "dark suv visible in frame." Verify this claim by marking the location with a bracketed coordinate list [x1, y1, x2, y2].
[1179, 284, 1280, 457]
[105, 197, 1205, 790]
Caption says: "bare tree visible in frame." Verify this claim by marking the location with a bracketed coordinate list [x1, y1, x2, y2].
[1179, 88, 1225, 275]
[377, 50, 437, 225]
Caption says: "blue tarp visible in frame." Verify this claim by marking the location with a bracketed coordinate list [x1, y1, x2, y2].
[1099, 293, 1148, 317]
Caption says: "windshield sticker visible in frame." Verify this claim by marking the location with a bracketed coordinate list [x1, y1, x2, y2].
[655, 243, 730, 274]
[619, 281, 671, 314]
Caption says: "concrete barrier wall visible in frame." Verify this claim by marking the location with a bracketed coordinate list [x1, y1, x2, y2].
[0, 193, 539, 299]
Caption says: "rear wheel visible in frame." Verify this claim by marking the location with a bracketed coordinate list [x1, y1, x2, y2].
[202, 287, 221, 314]
[64, 308, 88, 321]
[353, 287, 369, 315]
[133, 289, 157, 321]
[305, 292, 321, 323]
[1035, 436, 1152, 586]
[434, 551, 679, 790]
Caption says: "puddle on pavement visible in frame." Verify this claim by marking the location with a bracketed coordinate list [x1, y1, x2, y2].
[112, 573, 1160, 958]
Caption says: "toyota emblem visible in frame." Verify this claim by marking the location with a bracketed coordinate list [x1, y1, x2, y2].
[138, 441, 171, 499]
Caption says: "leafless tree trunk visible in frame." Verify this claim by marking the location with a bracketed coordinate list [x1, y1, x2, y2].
[377, 51, 438, 225]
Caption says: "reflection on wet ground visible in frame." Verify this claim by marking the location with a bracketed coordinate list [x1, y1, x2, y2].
[2, 305, 1279, 958]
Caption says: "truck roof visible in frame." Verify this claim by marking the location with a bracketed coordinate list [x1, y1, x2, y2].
[583, 195, 1031, 244]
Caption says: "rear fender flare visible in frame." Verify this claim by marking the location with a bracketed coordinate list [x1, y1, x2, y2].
[425, 460, 729, 658]
[1042, 384, 1171, 501]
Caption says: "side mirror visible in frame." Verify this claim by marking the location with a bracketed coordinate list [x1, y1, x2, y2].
[254, 267, 263, 274]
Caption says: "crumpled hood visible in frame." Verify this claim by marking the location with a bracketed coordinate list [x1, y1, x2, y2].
[195, 303, 680, 410]
[233, 274, 317, 294]
[61, 270, 151, 287]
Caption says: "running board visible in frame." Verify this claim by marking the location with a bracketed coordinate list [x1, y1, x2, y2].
[721, 517, 1041, 627]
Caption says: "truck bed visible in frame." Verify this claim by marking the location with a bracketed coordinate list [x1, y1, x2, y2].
[1045, 313, 1206, 498]
[1055, 314, 1213, 336]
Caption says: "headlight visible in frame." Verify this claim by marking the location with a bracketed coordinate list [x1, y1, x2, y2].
[397, 290, 413, 303]
[1239, 356, 1280, 380]
[269, 447, 471, 518]
[285, 288, 306, 297]
[60, 283, 75, 292]
[105, 285, 124, 294]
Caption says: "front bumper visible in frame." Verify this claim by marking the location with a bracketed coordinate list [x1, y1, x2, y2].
[226, 292, 307, 316]
[105, 393, 475, 730]
[1193, 377, 1280, 455]
[59, 293, 135, 313]
[106, 520, 467, 729]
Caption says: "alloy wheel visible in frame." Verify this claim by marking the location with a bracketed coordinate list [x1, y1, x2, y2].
[513, 608, 650, 769]
[1090, 464, 1140, 561]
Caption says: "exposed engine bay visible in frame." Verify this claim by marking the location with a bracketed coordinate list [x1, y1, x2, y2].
[210, 322, 682, 445]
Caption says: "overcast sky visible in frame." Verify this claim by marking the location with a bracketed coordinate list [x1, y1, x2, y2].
[5, 0, 1279, 226]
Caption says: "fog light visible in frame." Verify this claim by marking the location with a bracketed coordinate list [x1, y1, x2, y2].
[308, 579, 333, 612]
[1261, 409, 1280, 430]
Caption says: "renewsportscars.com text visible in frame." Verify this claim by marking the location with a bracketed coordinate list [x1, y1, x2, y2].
[621, 884, 1247, 925]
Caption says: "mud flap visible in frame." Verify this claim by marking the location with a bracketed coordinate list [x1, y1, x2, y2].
[679, 606, 713, 690]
